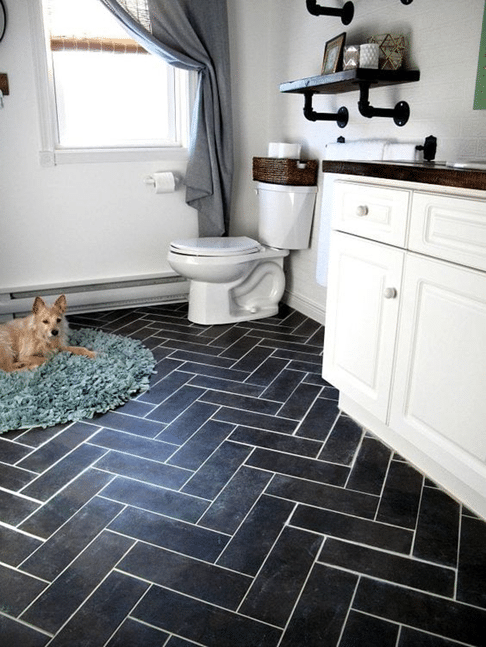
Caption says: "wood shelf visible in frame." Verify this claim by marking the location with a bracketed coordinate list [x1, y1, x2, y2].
[279, 68, 420, 95]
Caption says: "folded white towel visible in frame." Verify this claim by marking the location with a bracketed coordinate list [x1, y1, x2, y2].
[383, 142, 419, 162]
[324, 139, 389, 161]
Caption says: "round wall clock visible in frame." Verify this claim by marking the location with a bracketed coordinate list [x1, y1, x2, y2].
[0, 1, 6, 43]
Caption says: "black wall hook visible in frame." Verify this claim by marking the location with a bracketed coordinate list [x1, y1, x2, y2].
[306, 0, 354, 25]
[357, 82, 410, 126]
[303, 91, 349, 128]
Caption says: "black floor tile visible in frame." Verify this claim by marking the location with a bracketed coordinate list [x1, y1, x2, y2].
[457, 514, 486, 608]
[295, 395, 339, 440]
[168, 419, 234, 470]
[106, 618, 169, 647]
[277, 382, 322, 420]
[0, 525, 42, 567]
[0, 615, 49, 647]
[246, 447, 349, 486]
[18, 468, 113, 539]
[319, 537, 455, 596]
[0, 463, 36, 491]
[239, 526, 322, 626]
[21, 531, 134, 633]
[217, 494, 295, 575]
[291, 504, 413, 553]
[214, 405, 298, 433]
[88, 427, 176, 462]
[198, 466, 272, 533]
[266, 473, 379, 518]
[346, 435, 392, 495]
[279, 564, 357, 647]
[156, 400, 218, 445]
[0, 489, 40, 526]
[0, 563, 47, 617]
[95, 449, 191, 488]
[181, 440, 252, 499]
[1, 303, 485, 647]
[259, 367, 305, 402]
[229, 425, 322, 457]
[318, 414, 364, 465]
[109, 506, 229, 561]
[376, 458, 424, 529]
[413, 484, 461, 568]
[21, 444, 107, 502]
[340, 610, 399, 647]
[47, 571, 149, 647]
[119, 542, 251, 610]
[354, 578, 486, 647]
[101, 476, 207, 522]
[133, 585, 282, 647]
[21, 497, 124, 580]
[18, 422, 97, 473]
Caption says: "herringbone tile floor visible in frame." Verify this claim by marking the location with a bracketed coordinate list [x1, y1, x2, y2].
[1, 303, 486, 647]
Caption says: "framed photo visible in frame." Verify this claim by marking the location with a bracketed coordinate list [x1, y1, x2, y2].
[321, 32, 346, 75]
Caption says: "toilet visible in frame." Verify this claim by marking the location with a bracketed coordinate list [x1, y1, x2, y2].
[168, 182, 317, 325]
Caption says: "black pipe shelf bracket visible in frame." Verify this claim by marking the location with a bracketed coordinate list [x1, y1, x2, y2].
[306, 0, 354, 25]
[304, 91, 349, 127]
[358, 81, 410, 126]
[280, 69, 420, 128]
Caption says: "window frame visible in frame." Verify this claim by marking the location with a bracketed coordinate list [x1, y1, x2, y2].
[29, 0, 195, 166]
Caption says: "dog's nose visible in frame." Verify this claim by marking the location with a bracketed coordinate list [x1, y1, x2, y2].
[52, 329, 59, 336]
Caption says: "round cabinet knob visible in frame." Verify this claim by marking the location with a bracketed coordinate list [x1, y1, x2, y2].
[356, 205, 369, 217]
[384, 287, 397, 299]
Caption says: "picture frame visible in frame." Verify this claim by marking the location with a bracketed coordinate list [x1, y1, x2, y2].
[321, 32, 346, 75]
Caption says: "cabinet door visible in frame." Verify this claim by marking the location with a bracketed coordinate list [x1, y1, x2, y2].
[323, 232, 404, 421]
[390, 254, 486, 462]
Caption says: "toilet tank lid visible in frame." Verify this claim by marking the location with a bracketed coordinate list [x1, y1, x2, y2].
[170, 236, 262, 256]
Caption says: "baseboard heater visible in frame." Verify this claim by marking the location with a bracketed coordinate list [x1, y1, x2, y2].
[0, 273, 189, 319]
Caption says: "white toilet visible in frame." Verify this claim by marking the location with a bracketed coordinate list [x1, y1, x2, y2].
[168, 182, 317, 325]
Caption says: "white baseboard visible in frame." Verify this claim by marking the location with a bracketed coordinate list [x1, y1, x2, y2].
[0, 274, 189, 319]
[283, 290, 326, 325]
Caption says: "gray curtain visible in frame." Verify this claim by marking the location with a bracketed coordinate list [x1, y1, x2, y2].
[100, 0, 233, 236]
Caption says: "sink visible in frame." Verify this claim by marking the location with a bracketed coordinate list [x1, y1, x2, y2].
[446, 161, 486, 170]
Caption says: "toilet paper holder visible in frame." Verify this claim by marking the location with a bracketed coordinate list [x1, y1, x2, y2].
[144, 171, 183, 190]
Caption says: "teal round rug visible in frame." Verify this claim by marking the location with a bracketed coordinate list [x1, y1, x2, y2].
[0, 328, 156, 433]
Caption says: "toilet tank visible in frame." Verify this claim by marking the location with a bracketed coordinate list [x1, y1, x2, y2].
[256, 182, 318, 249]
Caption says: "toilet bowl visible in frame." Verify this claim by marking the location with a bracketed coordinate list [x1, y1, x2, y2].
[168, 237, 288, 324]
[168, 182, 317, 325]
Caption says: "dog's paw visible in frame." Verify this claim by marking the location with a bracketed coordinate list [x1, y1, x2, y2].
[85, 350, 96, 359]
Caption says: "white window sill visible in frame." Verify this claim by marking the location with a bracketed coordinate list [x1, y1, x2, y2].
[40, 146, 189, 167]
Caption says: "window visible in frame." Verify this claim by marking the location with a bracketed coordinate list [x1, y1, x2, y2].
[32, 0, 193, 163]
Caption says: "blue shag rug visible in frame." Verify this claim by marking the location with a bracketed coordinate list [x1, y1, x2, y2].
[0, 328, 156, 433]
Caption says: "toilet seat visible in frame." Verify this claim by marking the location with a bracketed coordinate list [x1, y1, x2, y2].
[170, 236, 262, 257]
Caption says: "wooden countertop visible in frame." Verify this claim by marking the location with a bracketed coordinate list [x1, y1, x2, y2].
[321, 160, 486, 192]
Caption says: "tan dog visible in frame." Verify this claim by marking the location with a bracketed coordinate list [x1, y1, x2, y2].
[0, 294, 95, 372]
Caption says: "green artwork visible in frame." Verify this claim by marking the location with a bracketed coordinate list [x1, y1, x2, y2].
[474, 1, 486, 109]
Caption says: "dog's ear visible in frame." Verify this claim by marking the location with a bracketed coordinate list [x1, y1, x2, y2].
[33, 297, 46, 314]
[55, 294, 67, 313]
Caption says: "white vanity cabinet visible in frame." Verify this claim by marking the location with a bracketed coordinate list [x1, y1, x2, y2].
[323, 178, 486, 519]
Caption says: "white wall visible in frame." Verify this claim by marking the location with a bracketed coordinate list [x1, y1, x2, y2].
[229, 0, 486, 323]
[2, 1, 486, 321]
[0, 0, 197, 291]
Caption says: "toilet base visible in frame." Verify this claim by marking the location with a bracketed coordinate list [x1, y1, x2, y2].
[187, 280, 280, 325]
[187, 259, 286, 325]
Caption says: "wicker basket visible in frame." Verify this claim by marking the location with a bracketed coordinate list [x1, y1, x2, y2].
[252, 157, 318, 186]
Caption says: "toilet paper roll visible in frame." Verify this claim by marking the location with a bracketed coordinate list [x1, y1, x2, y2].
[146, 171, 176, 193]
[268, 142, 301, 158]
